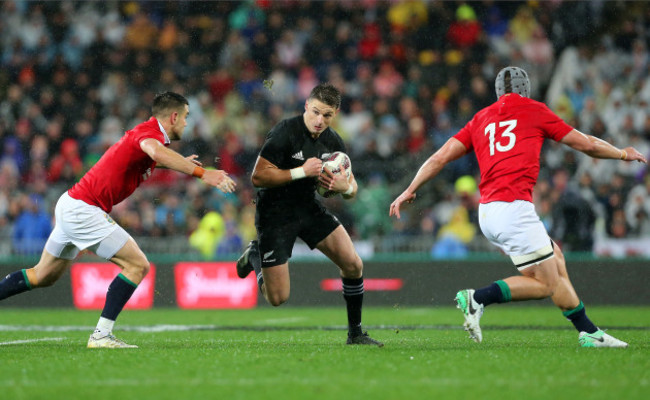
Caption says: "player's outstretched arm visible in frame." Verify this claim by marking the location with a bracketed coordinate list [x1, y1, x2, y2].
[140, 138, 236, 193]
[251, 156, 322, 188]
[389, 138, 467, 219]
[561, 129, 648, 163]
[200, 169, 236, 193]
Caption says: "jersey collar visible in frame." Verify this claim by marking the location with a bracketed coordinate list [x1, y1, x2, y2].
[155, 118, 171, 144]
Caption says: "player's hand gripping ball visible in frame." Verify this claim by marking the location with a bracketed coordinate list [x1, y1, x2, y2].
[317, 151, 352, 198]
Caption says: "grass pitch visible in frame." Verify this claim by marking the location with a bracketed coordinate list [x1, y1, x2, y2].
[0, 306, 648, 400]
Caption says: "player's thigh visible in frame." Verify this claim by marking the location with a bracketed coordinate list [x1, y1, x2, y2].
[520, 256, 559, 288]
[551, 240, 569, 278]
[30, 247, 74, 285]
[261, 262, 290, 293]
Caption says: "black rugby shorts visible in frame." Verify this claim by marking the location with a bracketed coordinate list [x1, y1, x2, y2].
[255, 200, 340, 268]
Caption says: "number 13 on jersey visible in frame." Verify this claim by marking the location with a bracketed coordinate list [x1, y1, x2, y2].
[485, 119, 517, 156]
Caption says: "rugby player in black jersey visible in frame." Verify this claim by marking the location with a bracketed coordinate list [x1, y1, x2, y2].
[236, 83, 383, 346]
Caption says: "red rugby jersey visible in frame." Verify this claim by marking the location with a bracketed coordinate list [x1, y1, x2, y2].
[68, 117, 169, 213]
[453, 94, 572, 203]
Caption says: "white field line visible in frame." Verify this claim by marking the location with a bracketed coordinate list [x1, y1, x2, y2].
[0, 337, 64, 346]
[0, 324, 214, 332]
[0, 324, 644, 334]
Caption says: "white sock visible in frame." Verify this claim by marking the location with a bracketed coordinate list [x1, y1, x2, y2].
[93, 317, 115, 338]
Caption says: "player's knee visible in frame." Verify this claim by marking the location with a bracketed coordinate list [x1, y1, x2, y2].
[541, 277, 558, 297]
[267, 292, 289, 307]
[543, 284, 555, 298]
[139, 260, 151, 275]
[124, 258, 150, 280]
[340, 256, 363, 278]
[135, 261, 151, 279]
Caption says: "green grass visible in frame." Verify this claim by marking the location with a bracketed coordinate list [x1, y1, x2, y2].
[1, 306, 648, 400]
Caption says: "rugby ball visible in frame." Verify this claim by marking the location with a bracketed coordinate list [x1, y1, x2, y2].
[317, 152, 352, 198]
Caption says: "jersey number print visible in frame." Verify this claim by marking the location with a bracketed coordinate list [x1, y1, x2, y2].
[484, 119, 517, 156]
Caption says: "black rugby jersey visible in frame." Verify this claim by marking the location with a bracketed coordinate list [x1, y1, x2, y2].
[257, 115, 346, 206]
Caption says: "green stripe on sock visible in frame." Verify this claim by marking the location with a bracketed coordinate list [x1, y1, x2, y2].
[562, 301, 584, 317]
[495, 280, 511, 302]
[117, 273, 138, 288]
[21, 269, 32, 289]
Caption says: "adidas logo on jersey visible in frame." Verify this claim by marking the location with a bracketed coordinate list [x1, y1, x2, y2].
[292, 151, 304, 161]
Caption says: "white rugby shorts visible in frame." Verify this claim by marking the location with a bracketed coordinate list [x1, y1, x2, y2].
[44, 191, 131, 260]
[478, 200, 554, 270]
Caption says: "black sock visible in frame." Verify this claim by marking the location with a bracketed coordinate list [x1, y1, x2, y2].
[473, 280, 511, 306]
[342, 277, 364, 337]
[249, 240, 264, 291]
[0, 270, 32, 301]
[563, 301, 598, 333]
[100, 273, 137, 321]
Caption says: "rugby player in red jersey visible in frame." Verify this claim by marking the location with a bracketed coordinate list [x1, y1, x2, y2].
[0, 92, 236, 348]
[390, 67, 646, 348]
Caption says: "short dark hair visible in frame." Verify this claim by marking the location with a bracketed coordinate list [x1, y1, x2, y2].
[308, 83, 341, 109]
[152, 92, 189, 117]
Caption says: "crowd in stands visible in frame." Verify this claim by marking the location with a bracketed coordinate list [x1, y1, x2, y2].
[1, 0, 650, 258]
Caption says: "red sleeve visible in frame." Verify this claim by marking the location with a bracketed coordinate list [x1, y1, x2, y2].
[128, 119, 166, 148]
[538, 103, 573, 142]
[453, 118, 475, 152]
[133, 130, 164, 145]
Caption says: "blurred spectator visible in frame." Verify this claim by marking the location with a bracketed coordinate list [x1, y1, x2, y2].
[1, 136, 27, 172]
[358, 23, 383, 61]
[47, 138, 83, 183]
[350, 173, 392, 239]
[483, 4, 509, 38]
[189, 211, 225, 259]
[154, 193, 186, 234]
[296, 66, 319, 101]
[446, 4, 482, 49]
[550, 169, 595, 251]
[158, 18, 179, 51]
[12, 194, 52, 255]
[219, 30, 250, 69]
[124, 12, 158, 50]
[237, 204, 257, 244]
[387, 0, 428, 32]
[275, 30, 304, 70]
[216, 204, 243, 255]
[430, 175, 478, 258]
[521, 25, 554, 85]
[373, 61, 404, 99]
[625, 175, 650, 236]
[431, 206, 475, 259]
[217, 132, 246, 178]
[338, 98, 373, 147]
[509, 5, 539, 46]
